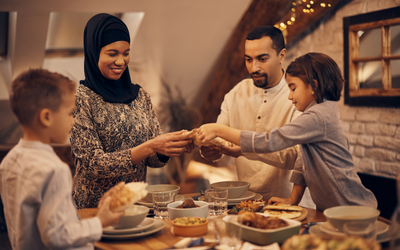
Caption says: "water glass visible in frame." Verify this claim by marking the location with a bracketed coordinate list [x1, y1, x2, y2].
[343, 221, 376, 241]
[212, 216, 242, 250]
[152, 192, 175, 219]
[205, 189, 228, 216]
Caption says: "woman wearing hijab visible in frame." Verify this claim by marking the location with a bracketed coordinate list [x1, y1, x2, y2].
[70, 13, 192, 209]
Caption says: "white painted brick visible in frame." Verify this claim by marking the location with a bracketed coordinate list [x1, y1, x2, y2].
[341, 121, 350, 133]
[355, 108, 380, 122]
[365, 148, 398, 161]
[357, 135, 374, 147]
[350, 122, 365, 134]
[349, 145, 355, 154]
[380, 110, 400, 125]
[374, 136, 400, 152]
[354, 145, 365, 157]
[339, 106, 357, 121]
[358, 158, 375, 173]
[365, 123, 397, 136]
[375, 161, 400, 178]
[352, 156, 360, 170]
[347, 133, 358, 144]
[396, 127, 400, 139]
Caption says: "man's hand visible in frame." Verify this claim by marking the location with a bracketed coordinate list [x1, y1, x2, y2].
[221, 144, 242, 158]
[199, 146, 222, 162]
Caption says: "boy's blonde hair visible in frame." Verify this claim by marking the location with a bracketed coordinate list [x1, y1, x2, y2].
[10, 68, 76, 126]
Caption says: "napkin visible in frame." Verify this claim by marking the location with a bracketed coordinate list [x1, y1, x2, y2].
[240, 242, 280, 250]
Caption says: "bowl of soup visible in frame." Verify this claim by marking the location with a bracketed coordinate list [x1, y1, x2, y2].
[323, 206, 380, 232]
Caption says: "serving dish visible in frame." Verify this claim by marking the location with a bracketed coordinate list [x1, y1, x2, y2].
[223, 214, 301, 245]
[101, 219, 165, 240]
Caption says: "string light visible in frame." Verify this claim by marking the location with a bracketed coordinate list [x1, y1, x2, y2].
[275, 0, 332, 32]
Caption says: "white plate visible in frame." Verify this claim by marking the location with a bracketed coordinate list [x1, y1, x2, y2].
[319, 221, 389, 237]
[137, 195, 185, 207]
[228, 192, 262, 205]
[101, 219, 165, 240]
[103, 218, 155, 235]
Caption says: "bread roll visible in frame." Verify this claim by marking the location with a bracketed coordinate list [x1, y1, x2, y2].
[183, 128, 234, 148]
[108, 181, 148, 211]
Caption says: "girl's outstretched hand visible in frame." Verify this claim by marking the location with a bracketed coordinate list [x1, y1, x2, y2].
[198, 123, 223, 143]
[268, 196, 297, 206]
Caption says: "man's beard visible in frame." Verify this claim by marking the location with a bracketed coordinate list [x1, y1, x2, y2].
[251, 73, 269, 88]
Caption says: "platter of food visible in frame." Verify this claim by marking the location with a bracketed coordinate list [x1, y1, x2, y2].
[281, 234, 381, 250]
[227, 201, 307, 221]
[223, 212, 301, 245]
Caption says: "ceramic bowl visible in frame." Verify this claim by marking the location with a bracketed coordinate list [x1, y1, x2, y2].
[223, 215, 301, 245]
[143, 184, 180, 203]
[168, 201, 208, 220]
[113, 205, 149, 229]
[323, 206, 380, 232]
[172, 217, 208, 237]
[210, 181, 250, 199]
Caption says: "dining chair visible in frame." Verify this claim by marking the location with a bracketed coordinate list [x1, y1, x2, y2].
[357, 172, 397, 220]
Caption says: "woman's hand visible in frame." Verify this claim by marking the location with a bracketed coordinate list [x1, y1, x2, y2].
[151, 130, 192, 157]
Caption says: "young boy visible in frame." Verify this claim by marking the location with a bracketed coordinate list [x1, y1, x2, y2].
[0, 69, 123, 250]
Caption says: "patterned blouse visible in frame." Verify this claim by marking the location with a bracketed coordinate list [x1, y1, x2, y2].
[70, 84, 167, 209]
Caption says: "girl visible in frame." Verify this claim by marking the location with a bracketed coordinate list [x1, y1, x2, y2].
[198, 53, 377, 211]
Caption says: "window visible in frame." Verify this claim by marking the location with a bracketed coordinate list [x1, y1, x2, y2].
[0, 12, 8, 59]
[343, 6, 400, 107]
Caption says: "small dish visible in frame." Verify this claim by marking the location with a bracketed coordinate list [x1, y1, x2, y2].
[171, 217, 208, 237]
[101, 219, 165, 240]
[103, 218, 155, 235]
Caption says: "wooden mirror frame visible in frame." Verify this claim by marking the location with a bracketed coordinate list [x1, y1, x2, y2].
[343, 6, 400, 107]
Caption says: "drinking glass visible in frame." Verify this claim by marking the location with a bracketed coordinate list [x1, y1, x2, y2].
[205, 189, 228, 216]
[152, 192, 175, 219]
[212, 216, 242, 250]
[343, 221, 376, 241]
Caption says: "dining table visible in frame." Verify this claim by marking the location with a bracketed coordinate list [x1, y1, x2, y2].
[77, 193, 391, 250]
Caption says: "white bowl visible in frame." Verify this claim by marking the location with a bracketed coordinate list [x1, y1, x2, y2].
[323, 206, 380, 232]
[113, 205, 149, 229]
[143, 184, 180, 203]
[210, 181, 250, 199]
[168, 201, 208, 220]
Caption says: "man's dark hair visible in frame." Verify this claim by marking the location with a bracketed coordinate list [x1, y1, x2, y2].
[246, 26, 285, 55]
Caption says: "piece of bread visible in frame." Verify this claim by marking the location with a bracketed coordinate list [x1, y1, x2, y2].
[263, 203, 303, 211]
[183, 128, 234, 147]
[263, 209, 302, 219]
[108, 181, 148, 211]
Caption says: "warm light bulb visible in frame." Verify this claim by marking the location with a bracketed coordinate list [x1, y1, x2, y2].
[287, 21, 292, 25]
[291, 7, 296, 12]
[302, 0, 306, 2]
[292, 1, 296, 6]
[321, 3, 326, 7]
[328, 3, 331, 7]
[310, 8, 314, 12]
[310, 1, 314, 4]
[307, 4, 310, 8]
[291, 17, 295, 21]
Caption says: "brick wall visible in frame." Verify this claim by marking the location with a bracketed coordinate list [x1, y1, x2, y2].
[283, 0, 400, 179]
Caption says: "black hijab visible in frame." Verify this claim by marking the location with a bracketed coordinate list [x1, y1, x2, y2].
[81, 13, 140, 103]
